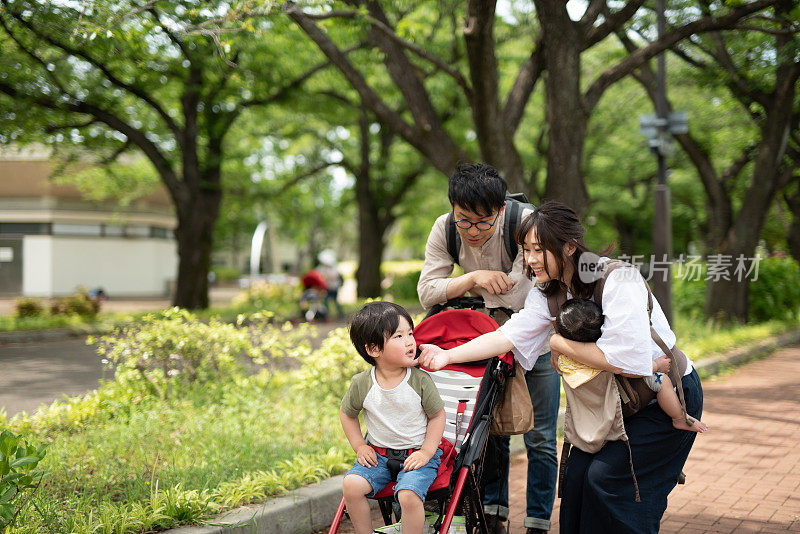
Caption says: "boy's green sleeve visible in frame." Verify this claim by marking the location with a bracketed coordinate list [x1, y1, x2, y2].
[416, 370, 444, 416]
[340, 370, 371, 418]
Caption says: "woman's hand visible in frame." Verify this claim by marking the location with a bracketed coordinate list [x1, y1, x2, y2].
[418, 344, 450, 371]
[653, 355, 671, 374]
[550, 351, 562, 375]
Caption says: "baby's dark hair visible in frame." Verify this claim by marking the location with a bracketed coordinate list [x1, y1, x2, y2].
[555, 298, 604, 343]
[349, 301, 414, 366]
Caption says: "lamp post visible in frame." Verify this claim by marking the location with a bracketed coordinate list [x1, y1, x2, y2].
[653, 0, 672, 324]
[638, 0, 688, 324]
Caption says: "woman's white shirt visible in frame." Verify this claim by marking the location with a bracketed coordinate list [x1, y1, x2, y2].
[498, 260, 694, 376]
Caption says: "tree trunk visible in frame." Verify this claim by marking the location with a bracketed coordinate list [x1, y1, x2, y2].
[173, 185, 222, 309]
[705, 39, 797, 321]
[463, 0, 526, 193]
[356, 219, 385, 298]
[786, 190, 800, 263]
[614, 215, 637, 257]
[535, 2, 588, 214]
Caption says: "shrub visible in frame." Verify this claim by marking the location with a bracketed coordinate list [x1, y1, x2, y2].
[14, 298, 43, 318]
[92, 308, 313, 398]
[49, 288, 100, 318]
[384, 270, 421, 301]
[748, 257, 800, 322]
[211, 265, 241, 283]
[294, 324, 368, 403]
[671, 257, 800, 322]
[672, 266, 707, 318]
[231, 281, 300, 318]
[0, 430, 47, 529]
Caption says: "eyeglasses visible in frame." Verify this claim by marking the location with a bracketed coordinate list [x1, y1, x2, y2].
[454, 211, 500, 231]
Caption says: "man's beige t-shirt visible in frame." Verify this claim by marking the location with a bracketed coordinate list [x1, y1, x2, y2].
[341, 367, 444, 449]
[417, 209, 533, 312]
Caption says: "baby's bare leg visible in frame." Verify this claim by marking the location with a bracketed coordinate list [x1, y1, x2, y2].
[656, 375, 708, 433]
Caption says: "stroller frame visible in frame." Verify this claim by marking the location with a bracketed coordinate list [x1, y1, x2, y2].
[328, 298, 514, 534]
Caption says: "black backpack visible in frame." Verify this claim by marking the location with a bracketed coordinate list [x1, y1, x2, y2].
[445, 192, 536, 266]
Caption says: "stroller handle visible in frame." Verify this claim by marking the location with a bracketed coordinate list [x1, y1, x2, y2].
[424, 296, 514, 321]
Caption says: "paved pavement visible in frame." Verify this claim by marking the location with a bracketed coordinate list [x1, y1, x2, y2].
[327, 346, 800, 533]
[0, 337, 112, 417]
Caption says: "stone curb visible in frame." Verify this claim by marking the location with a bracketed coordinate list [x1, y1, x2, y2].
[0, 327, 89, 345]
[165, 328, 800, 534]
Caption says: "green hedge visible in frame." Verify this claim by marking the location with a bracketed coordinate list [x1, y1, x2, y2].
[384, 270, 421, 301]
[672, 256, 800, 322]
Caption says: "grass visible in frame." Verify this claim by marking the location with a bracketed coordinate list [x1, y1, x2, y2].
[3, 370, 352, 533]
[674, 314, 799, 359]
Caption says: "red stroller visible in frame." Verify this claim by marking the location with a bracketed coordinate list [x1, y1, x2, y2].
[328, 300, 515, 533]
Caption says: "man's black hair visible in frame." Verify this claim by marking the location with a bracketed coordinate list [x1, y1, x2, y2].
[555, 298, 604, 343]
[349, 301, 414, 366]
[448, 163, 507, 217]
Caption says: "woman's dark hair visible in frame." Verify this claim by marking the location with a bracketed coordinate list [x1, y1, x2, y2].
[349, 301, 414, 366]
[514, 200, 614, 299]
[555, 298, 604, 343]
[448, 163, 507, 217]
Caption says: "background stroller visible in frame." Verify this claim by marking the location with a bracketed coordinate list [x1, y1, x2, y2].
[328, 298, 515, 533]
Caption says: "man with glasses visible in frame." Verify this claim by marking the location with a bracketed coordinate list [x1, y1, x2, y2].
[416, 163, 559, 534]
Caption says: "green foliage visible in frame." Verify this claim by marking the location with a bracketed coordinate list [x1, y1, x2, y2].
[671, 257, 800, 322]
[13, 298, 43, 318]
[384, 270, 422, 301]
[294, 324, 368, 404]
[230, 281, 301, 318]
[210, 266, 241, 283]
[92, 308, 313, 398]
[49, 289, 100, 318]
[672, 266, 707, 319]
[748, 257, 800, 322]
[0, 430, 46, 528]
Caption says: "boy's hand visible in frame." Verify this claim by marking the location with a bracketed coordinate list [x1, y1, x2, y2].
[356, 444, 378, 467]
[403, 450, 433, 471]
[653, 355, 671, 374]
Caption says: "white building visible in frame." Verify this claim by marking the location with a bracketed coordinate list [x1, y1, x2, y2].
[0, 148, 177, 297]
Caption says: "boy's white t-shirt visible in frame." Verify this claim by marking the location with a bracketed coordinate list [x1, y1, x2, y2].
[341, 367, 444, 449]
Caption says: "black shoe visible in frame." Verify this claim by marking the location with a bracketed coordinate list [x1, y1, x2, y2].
[485, 514, 507, 534]
[526, 529, 547, 534]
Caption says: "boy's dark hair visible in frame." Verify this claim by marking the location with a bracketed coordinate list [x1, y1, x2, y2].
[555, 298, 604, 343]
[448, 163, 507, 217]
[349, 301, 414, 366]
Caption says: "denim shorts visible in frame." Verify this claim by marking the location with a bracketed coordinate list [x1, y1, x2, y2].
[346, 448, 442, 502]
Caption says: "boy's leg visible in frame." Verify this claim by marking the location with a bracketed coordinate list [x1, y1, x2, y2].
[396, 490, 425, 533]
[342, 474, 375, 534]
[656, 375, 708, 433]
[344, 456, 392, 534]
[395, 449, 442, 533]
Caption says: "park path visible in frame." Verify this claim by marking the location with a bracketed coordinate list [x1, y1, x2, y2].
[507, 345, 800, 532]
[329, 345, 800, 533]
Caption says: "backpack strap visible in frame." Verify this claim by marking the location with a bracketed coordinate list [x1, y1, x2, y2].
[503, 199, 521, 264]
[445, 211, 461, 266]
[593, 260, 691, 425]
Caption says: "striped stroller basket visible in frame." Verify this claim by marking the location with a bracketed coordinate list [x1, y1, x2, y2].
[328, 307, 515, 533]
